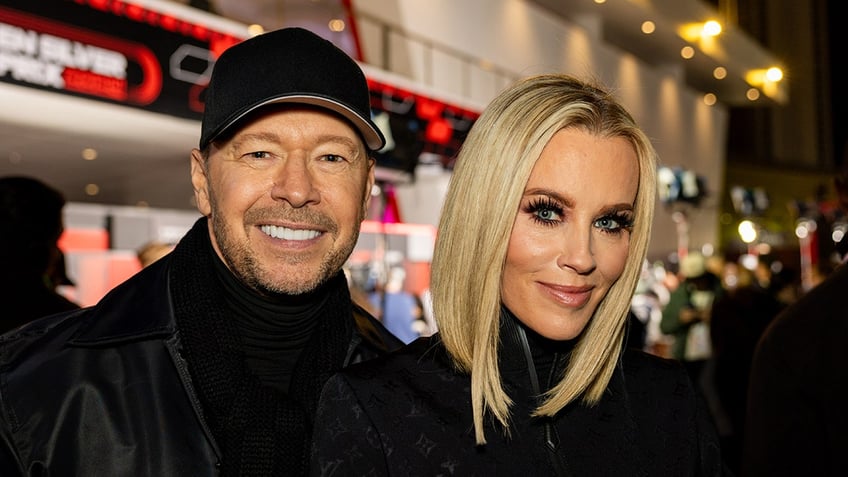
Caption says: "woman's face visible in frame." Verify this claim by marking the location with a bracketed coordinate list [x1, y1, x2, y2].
[500, 127, 639, 340]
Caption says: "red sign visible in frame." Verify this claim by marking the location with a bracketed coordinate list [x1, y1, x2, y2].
[0, 0, 245, 119]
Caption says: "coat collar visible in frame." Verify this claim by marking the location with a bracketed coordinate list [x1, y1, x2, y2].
[69, 256, 177, 346]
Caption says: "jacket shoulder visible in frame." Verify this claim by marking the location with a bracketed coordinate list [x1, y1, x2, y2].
[340, 335, 447, 379]
[349, 303, 404, 360]
[0, 259, 175, 368]
[617, 348, 699, 409]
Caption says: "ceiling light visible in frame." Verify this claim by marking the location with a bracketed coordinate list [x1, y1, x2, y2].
[247, 24, 265, 37]
[766, 67, 783, 82]
[82, 148, 98, 160]
[702, 20, 722, 37]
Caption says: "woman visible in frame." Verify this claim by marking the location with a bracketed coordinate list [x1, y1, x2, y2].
[311, 74, 728, 476]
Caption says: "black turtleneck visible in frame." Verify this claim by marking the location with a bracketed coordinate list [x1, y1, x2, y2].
[499, 307, 575, 396]
[209, 246, 322, 393]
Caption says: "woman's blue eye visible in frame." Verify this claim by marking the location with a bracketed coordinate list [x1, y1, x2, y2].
[596, 217, 619, 230]
[524, 198, 563, 226]
[595, 214, 634, 234]
[536, 208, 559, 221]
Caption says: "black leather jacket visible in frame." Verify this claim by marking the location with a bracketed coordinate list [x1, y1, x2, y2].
[0, 255, 401, 476]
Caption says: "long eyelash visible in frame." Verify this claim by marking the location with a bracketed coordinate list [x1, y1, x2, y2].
[616, 212, 635, 230]
[524, 197, 563, 226]
[602, 212, 635, 234]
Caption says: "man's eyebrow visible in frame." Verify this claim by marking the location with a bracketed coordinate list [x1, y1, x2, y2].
[314, 134, 360, 150]
[229, 132, 279, 149]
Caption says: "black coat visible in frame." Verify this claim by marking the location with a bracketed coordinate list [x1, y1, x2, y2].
[312, 317, 730, 476]
[743, 263, 848, 477]
[0, 248, 400, 476]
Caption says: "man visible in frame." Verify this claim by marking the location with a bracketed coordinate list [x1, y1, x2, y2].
[742, 162, 848, 476]
[0, 27, 401, 475]
[0, 175, 80, 333]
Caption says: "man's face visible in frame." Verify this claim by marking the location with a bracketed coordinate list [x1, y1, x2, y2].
[191, 106, 375, 295]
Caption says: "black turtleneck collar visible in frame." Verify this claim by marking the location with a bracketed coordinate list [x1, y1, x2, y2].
[499, 307, 575, 395]
[208, 241, 322, 392]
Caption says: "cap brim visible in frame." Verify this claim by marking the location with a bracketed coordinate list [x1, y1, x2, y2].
[213, 95, 385, 151]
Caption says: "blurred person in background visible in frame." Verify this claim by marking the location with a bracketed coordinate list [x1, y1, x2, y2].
[630, 260, 672, 357]
[660, 251, 724, 385]
[708, 258, 785, 475]
[368, 265, 420, 344]
[0, 175, 80, 333]
[136, 240, 173, 268]
[742, 161, 848, 477]
[312, 74, 729, 475]
[0, 27, 401, 476]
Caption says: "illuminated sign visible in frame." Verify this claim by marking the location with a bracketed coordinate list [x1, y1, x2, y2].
[0, 0, 478, 176]
[368, 78, 479, 174]
[0, 0, 244, 119]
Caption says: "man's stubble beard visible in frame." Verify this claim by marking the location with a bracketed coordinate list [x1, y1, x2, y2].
[208, 197, 362, 296]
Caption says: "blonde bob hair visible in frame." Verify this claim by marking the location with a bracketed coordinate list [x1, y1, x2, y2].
[431, 74, 658, 444]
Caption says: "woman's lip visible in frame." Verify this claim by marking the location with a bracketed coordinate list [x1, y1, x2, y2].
[539, 282, 594, 307]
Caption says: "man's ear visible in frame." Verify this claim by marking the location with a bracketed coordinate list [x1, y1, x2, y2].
[362, 158, 377, 216]
[190, 149, 212, 216]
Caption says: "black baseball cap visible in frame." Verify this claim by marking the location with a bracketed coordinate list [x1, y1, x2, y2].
[199, 27, 385, 152]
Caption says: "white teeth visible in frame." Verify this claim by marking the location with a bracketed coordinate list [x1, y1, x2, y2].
[260, 225, 320, 241]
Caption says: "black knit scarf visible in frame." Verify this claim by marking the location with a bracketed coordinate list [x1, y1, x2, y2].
[169, 218, 354, 476]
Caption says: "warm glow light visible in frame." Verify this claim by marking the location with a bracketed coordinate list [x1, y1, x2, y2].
[738, 220, 757, 243]
[746, 88, 760, 101]
[746, 67, 784, 101]
[833, 224, 846, 243]
[766, 67, 783, 82]
[247, 24, 265, 36]
[746, 67, 784, 86]
[594, 0, 606, 4]
[713, 66, 727, 79]
[680, 46, 695, 59]
[85, 183, 100, 196]
[329, 19, 345, 32]
[703, 93, 717, 106]
[702, 20, 722, 37]
[81, 148, 98, 160]
[795, 219, 816, 238]
[641, 21, 655, 34]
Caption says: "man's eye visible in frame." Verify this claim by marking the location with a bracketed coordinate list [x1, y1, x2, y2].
[323, 154, 345, 163]
[247, 151, 271, 159]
